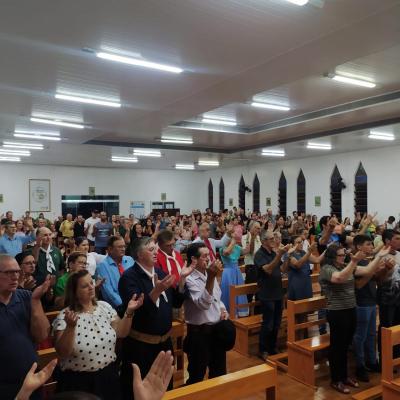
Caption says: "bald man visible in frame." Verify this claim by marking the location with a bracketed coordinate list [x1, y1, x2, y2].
[32, 227, 65, 286]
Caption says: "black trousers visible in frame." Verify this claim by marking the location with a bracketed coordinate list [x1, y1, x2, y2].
[56, 362, 120, 400]
[327, 308, 357, 383]
[184, 324, 227, 384]
[378, 303, 400, 362]
[120, 337, 174, 400]
[245, 264, 258, 303]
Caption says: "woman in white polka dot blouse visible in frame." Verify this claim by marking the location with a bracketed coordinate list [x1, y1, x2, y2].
[53, 269, 143, 399]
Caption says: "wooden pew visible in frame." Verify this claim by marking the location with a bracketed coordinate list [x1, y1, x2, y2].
[163, 363, 277, 400]
[381, 325, 400, 400]
[286, 296, 329, 388]
[37, 347, 57, 369]
[171, 320, 185, 387]
[229, 273, 319, 357]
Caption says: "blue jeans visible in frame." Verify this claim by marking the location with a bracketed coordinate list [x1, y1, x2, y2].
[353, 305, 377, 368]
[259, 299, 283, 354]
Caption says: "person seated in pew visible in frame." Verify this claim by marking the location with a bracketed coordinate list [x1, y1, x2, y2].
[15, 351, 174, 400]
[53, 269, 144, 400]
[254, 230, 290, 361]
[319, 244, 391, 394]
[0, 254, 51, 400]
[184, 243, 231, 384]
[74, 237, 106, 278]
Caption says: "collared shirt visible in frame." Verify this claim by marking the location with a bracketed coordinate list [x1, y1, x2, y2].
[59, 220, 74, 238]
[34, 245, 64, 286]
[0, 290, 37, 399]
[84, 217, 100, 242]
[192, 233, 230, 255]
[242, 232, 261, 265]
[0, 233, 35, 257]
[97, 255, 134, 309]
[184, 268, 225, 325]
[118, 262, 185, 336]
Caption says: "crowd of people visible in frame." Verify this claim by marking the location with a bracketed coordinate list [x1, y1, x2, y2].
[1, 207, 400, 398]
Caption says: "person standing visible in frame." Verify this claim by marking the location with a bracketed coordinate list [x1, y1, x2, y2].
[93, 212, 113, 255]
[84, 210, 100, 246]
[0, 221, 35, 257]
[0, 254, 50, 400]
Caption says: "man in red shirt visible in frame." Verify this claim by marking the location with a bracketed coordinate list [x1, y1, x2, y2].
[156, 230, 185, 287]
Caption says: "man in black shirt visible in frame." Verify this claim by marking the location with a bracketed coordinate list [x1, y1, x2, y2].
[254, 230, 289, 360]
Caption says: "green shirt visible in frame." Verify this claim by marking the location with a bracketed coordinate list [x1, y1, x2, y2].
[54, 272, 70, 297]
[33, 246, 64, 286]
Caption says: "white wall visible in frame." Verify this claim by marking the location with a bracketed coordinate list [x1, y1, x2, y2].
[0, 164, 203, 219]
[201, 145, 400, 222]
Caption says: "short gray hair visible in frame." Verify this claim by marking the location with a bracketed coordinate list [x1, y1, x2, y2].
[130, 237, 153, 260]
[0, 254, 17, 269]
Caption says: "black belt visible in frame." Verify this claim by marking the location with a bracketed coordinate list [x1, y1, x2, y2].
[187, 323, 216, 334]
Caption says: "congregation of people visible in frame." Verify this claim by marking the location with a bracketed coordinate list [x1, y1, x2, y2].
[1, 207, 400, 398]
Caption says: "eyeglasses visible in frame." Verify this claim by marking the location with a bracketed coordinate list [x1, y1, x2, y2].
[22, 261, 36, 265]
[0, 269, 21, 277]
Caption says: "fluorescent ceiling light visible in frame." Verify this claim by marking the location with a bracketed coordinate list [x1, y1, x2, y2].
[133, 149, 161, 157]
[96, 52, 183, 74]
[30, 117, 85, 129]
[251, 102, 290, 111]
[175, 164, 195, 170]
[202, 118, 237, 126]
[55, 93, 121, 108]
[14, 129, 59, 137]
[0, 148, 31, 156]
[261, 149, 285, 157]
[307, 142, 332, 150]
[111, 156, 138, 163]
[161, 136, 193, 144]
[198, 160, 220, 166]
[0, 156, 21, 162]
[330, 74, 376, 88]
[284, 0, 309, 5]
[14, 133, 61, 141]
[3, 141, 43, 150]
[368, 131, 395, 141]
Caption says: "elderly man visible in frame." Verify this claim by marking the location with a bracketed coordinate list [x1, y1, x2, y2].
[254, 230, 290, 361]
[183, 242, 229, 384]
[0, 254, 50, 400]
[193, 222, 233, 262]
[59, 213, 74, 240]
[118, 237, 194, 400]
[97, 236, 134, 309]
[32, 227, 64, 286]
[0, 221, 35, 257]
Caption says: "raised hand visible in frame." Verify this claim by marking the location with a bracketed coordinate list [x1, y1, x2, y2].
[31, 275, 51, 300]
[132, 351, 174, 400]
[350, 251, 366, 264]
[154, 274, 175, 292]
[377, 245, 391, 259]
[95, 277, 106, 290]
[385, 258, 396, 270]
[208, 259, 223, 278]
[22, 276, 37, 290]
[64, 309, 79, 328]
[180, 261, 195, 280]
[277, 244, 290, 255]
[127, 293, 144, 314]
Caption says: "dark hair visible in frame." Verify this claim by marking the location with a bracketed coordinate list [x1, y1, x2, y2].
[157, 229, 174, 245]
[290, 235, 301, 245]
[388, 216, 396, 223]
[64, 270, 96, 312]
[75, 237, 89, 248]
[186, 242, 207, 262]
[107, 235, 124, 248]
[319, 216, 330, 228]
[353, 234, 372, 250]
[4, 221, 15, 228]
[130, 237, 153, 260]
[15, 250, 33, 266]
[67, 252, 87, 267]
[324, 244, 343, 266]
[52, 392, 100, 400]
[382, 229, 400, 244]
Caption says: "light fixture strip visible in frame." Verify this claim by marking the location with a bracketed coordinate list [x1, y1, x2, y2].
[3, 144, 43, 150]
[14, 129, 60, 136]
[198, 161, 220, 166]
[0, 156, 21, 162]
[331, 74, 376, 88]
[14, 134, 61, 141]
[0, 149, 31, 156]
[96, 52, 183, 74]
[201, 118, 237, 126]
[285, 0, 309, 5]
[175, 164, 195, 170]
[160, 138, 193, 144]
[368, 134, 394, 141]
[251, 102, 290, 111]
[30, 117, 85, 129]
[55, 93, 121, 108]
[307, 142, 332, 150]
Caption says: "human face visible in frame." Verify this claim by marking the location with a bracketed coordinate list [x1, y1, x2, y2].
[100, 212, 107, 222]
[66, 214, 73, 222]
[39, 228, 52, 246]
[6, 211, 13, 220]
[38, 219, 46, 228]
[159, 239, 175, 256]
[0, 258, 21, 293]
[390, 234, 400, 251]
[77, 239, 90, 253]
[139, 241, 157, 267]
[16, 220, 24, 231]
[76, 273, 95, 304]
[335, 249, 346, 267]
[21, 255, 36, 275]
[262, 235, 275, 250]
[70, 256, 88, 273]
[5, 223, 16, 237]
[358, 241, 373, 256]
[293, 237, 303, 251]
[195, 247, 210, 270]
[108, 239, 126, 260]
[135, 224, 143, 234]
[199, 224, 210, 239]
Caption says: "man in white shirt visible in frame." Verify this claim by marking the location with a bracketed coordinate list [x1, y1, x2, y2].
[84, 210, 100, 245]
[183, 242, 228, 384]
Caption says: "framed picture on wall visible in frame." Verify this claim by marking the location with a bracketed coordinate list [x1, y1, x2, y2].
[29, 179, 51, 212]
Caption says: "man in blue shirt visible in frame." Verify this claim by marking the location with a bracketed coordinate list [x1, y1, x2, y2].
[0, 221, 35, 257]
[97, 236, 134, 309]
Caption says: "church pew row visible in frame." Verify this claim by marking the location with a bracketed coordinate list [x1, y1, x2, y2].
[163, 363, 277, 400]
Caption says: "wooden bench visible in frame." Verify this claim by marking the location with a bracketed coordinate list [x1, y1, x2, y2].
[381, 325, 400, 400]
[171, 320, 185, 387]
[163, 363, 277, 400]
[229, 273, 320, 357]
[351, 385, 382, 400]
[287, 295, 329, 388]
